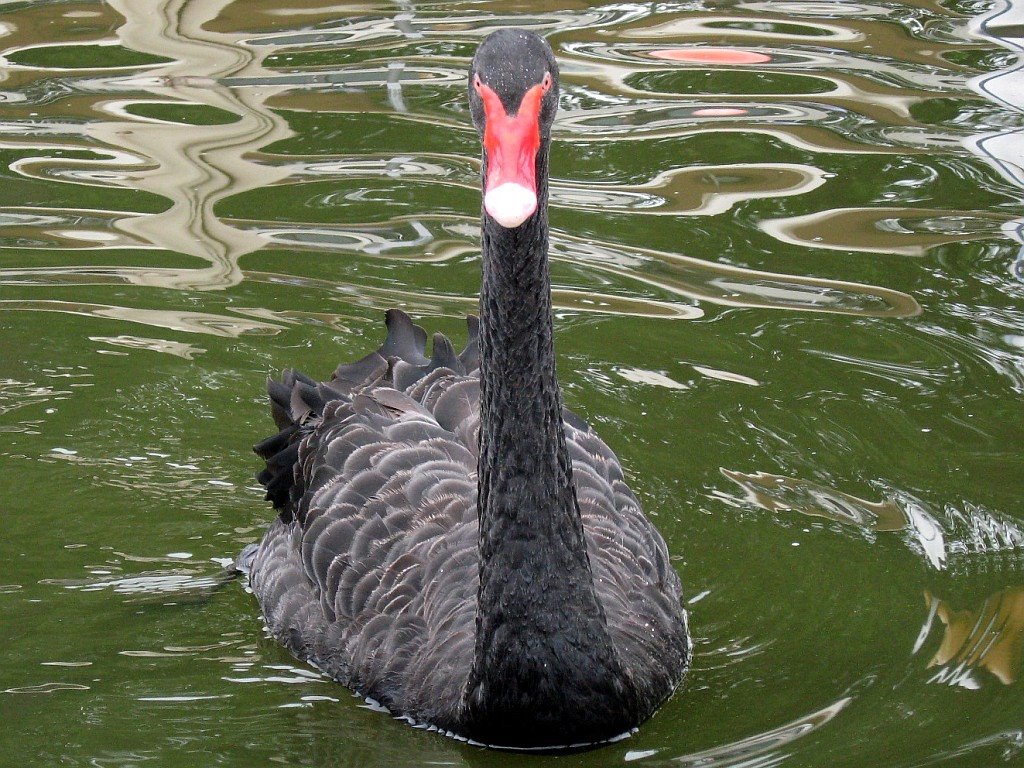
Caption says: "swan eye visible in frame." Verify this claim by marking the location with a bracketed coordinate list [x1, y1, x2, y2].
[541, 72, 552, 92]
[473, 74, 484, 93]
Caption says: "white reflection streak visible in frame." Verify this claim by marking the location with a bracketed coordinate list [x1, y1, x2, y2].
[759, 207, 1011, 256]
[386, 1, 421, 113]
[0, 299, 281, 337]
[672, 697, 852, 767]
[550, 232, 922, 317]
[90, 0, 294, 290]
[90, 334, 205, 359]
[627, 15, 863, 43]
[966, 0, 1024, 280]
[553, 163, 827, 217]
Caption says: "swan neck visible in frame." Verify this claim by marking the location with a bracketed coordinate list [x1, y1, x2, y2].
[475, 175, 576, 571]
[475, 153, 578, 587]
[465, 149, 637, 746]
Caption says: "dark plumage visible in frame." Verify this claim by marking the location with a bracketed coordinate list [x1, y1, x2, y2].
[245, 29, 690, 749]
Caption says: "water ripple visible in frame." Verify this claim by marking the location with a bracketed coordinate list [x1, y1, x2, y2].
[243, 6, 653, 50]
[549, 233, 920, 317]
[0, 299, 283, 336]
[0, 1, 1021, 764]
[668, 696, 852, 767]
[553, 163, 828, 216]
[717, 469, 1024, 571]
[760, 207, 1014, 256]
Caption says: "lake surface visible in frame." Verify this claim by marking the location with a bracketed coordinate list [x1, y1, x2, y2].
[2, 0, 1023, 766]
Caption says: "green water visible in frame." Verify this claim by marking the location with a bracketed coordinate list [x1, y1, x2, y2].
[2, 1, 1023, 766]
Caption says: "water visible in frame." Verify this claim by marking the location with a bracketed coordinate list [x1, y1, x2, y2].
[1, 0, 1022, 765]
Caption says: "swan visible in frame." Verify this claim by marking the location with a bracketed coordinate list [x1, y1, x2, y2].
[244, 28, 691, 749]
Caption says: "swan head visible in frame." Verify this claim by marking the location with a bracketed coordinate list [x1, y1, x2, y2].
[469, 30, 560, 230]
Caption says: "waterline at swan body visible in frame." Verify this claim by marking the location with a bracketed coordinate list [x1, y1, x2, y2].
[243, 28, 691, 749]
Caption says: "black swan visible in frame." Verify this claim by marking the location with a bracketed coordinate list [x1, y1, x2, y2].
[244, 28, 691, 749]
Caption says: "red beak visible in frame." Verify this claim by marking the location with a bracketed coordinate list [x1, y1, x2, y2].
[476, 76, 549, 228]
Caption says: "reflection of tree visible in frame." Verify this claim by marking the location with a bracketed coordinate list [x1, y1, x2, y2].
[96, 0, 293, 290]
[0, 0, 927, 323]
[968, 2, 1024, 280]
[918, 588, 1024, 687]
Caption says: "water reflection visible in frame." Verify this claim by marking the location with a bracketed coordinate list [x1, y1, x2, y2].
[91, 334, 206, 359]
[59, 570, 228, 597]
[967, 0, 1024, 280]
[0, 377, 73, 418]
[669, 697, 852, 768]
[718, 469, 947, 568]
[0, 0, 927, 322]
[4, 682, 91, 694]
[553, 162, 828, 217]
[94, 0, 295, 289]
[550, 234, 920, 317]
[719, 468, 1024, 573]
[0, 0, 293, 290]
[918, 587, 1024, 687]
[760, 207, 1014, 256]
[0, 299, 282, 336]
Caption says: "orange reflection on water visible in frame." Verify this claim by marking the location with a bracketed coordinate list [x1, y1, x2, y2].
[921, 588, 1024, 687]
[648, 48, 773, 65]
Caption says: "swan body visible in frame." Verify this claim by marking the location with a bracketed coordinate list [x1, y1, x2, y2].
[246, 29, 690, 749]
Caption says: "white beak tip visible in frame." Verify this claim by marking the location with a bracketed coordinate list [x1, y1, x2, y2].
[484, 183, 537, 229]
